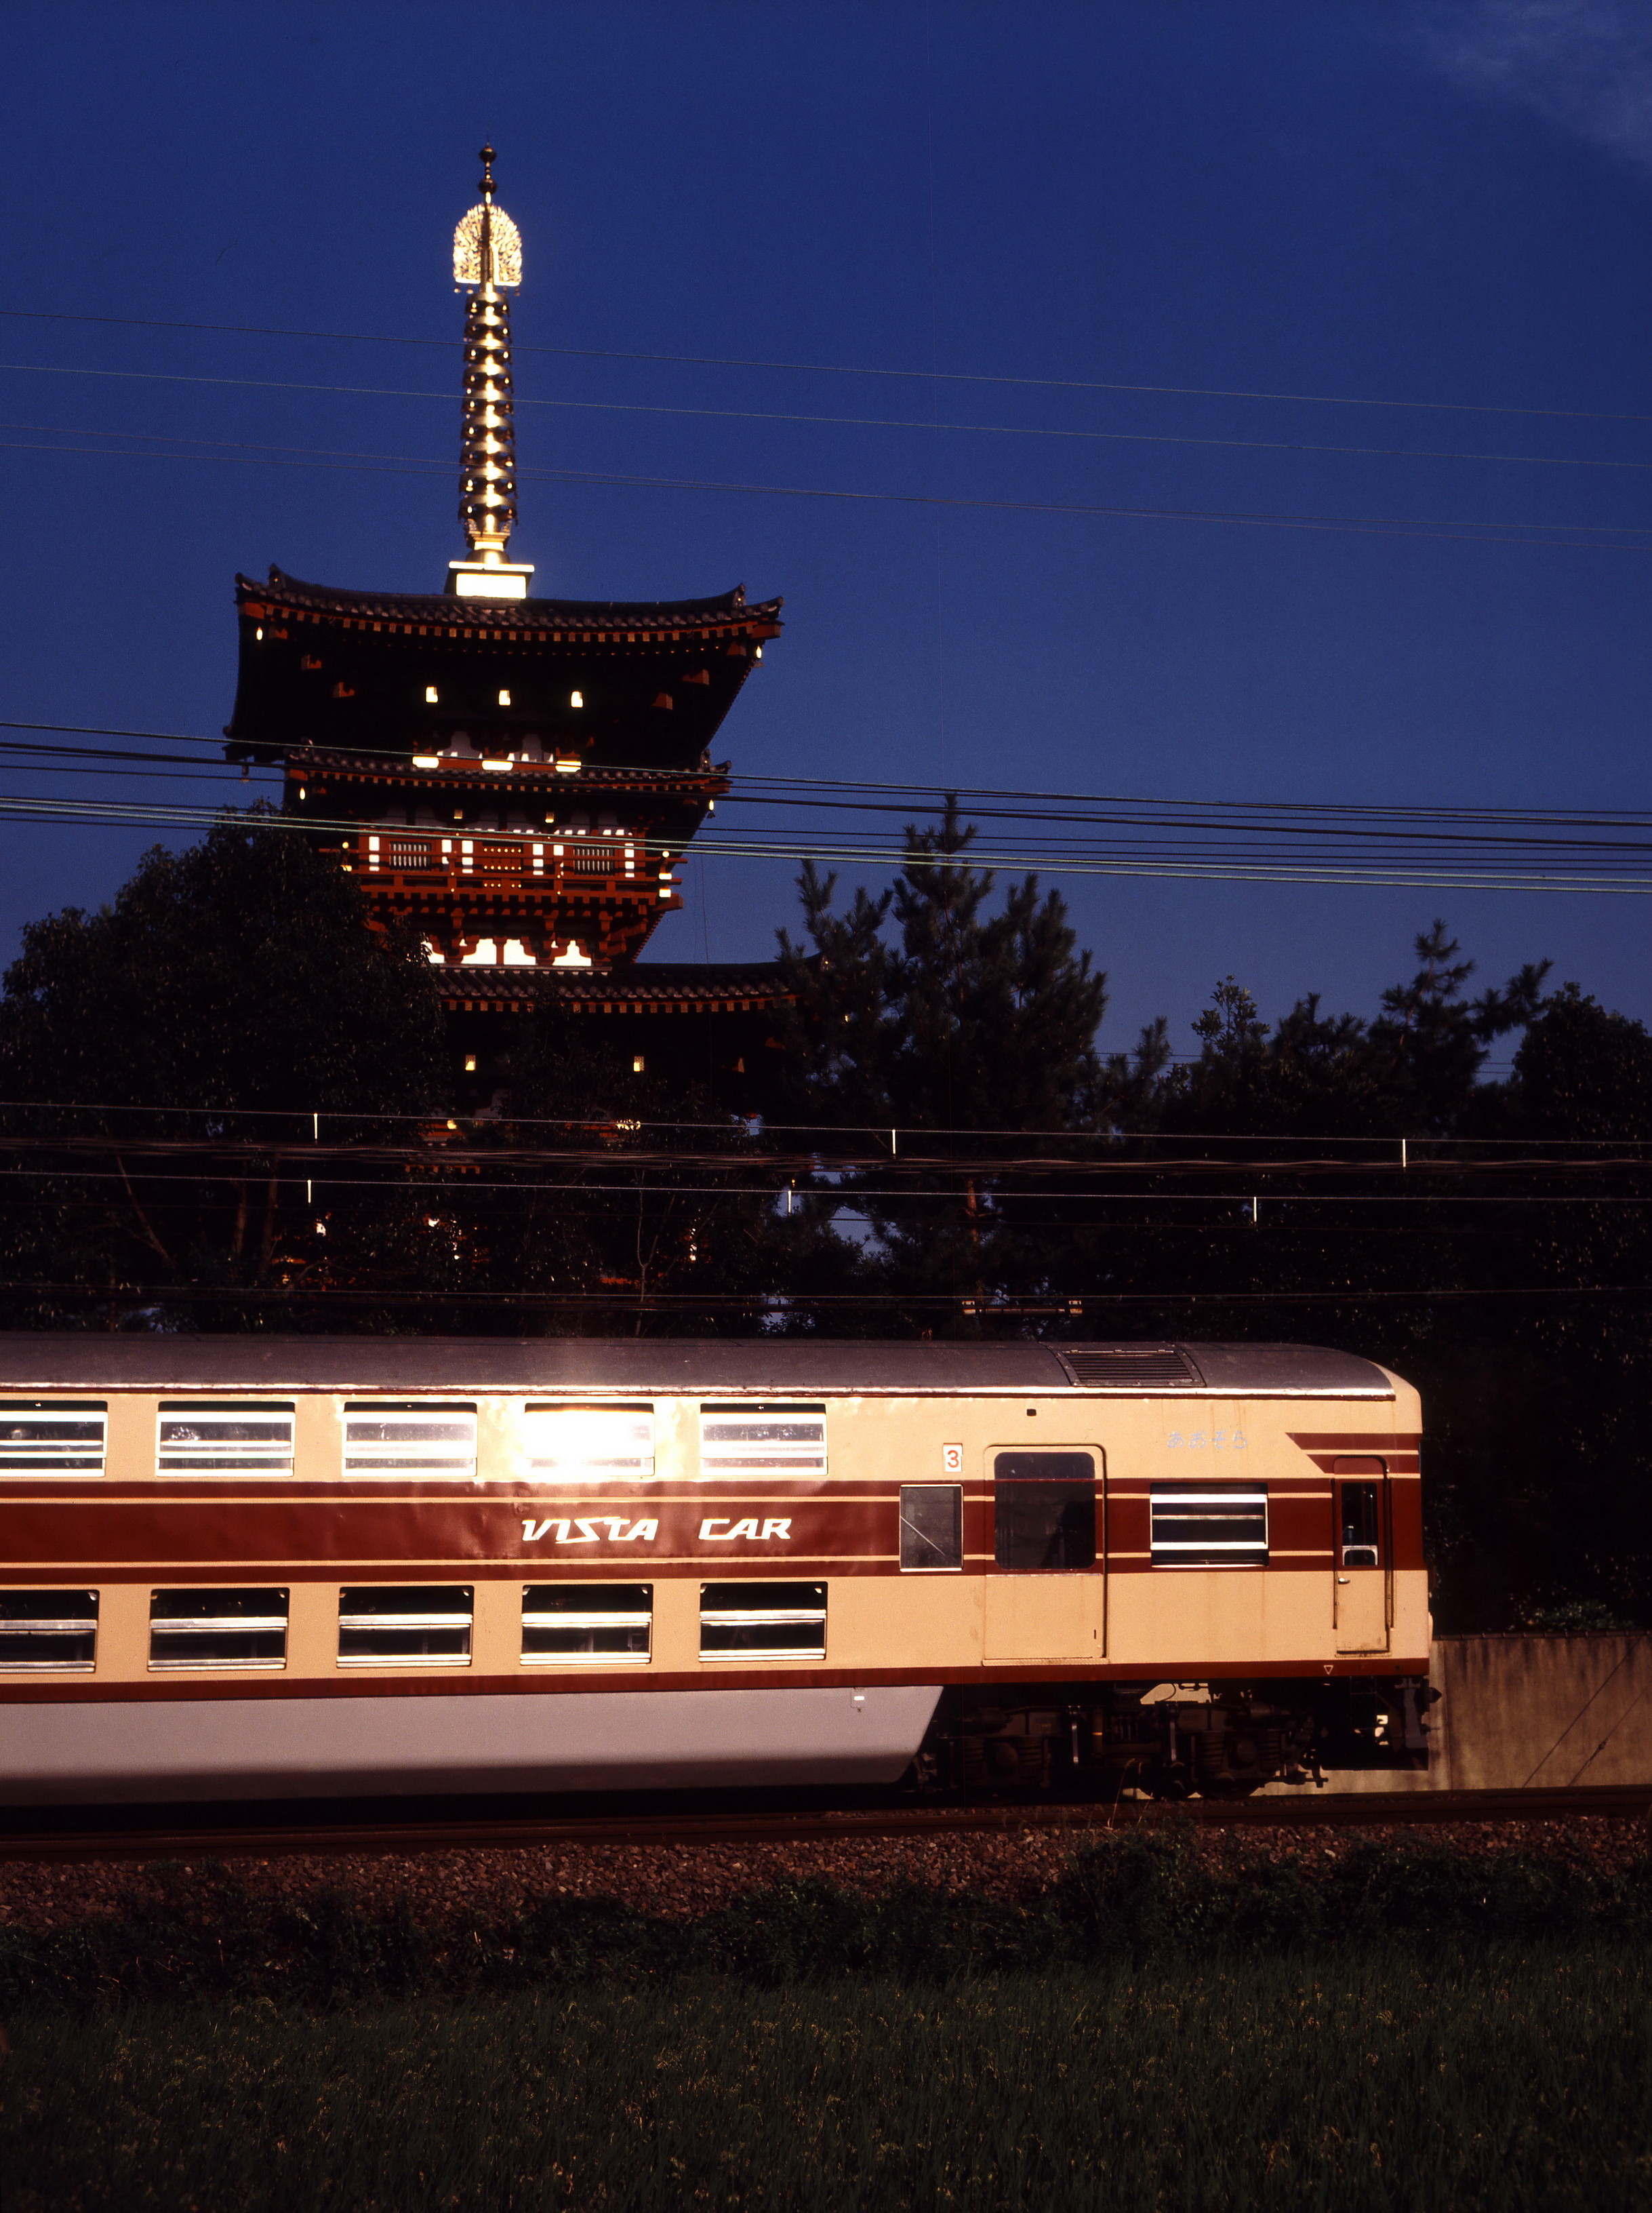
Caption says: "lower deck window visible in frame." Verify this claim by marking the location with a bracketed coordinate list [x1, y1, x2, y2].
[149, 1589, 287, 1671]
[0, 1589, 98, 1671]
[900, 1484, 963, 1570]
[338, 1585, 472, 1665]
[994, 1452, 1097, 1571]
[700, 1581, 826, 1661]
[1150, 1488, 1269, 1566]
[523, 1584, 651, 1664]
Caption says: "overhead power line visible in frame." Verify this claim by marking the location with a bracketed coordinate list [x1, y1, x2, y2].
[2, 1161, 1649, 1205]
[4, 304, 1648, 428]
[5, 737, 1652, 892]
[10, 1098, 1652, 1148]
[7, 721, 1652, 833]
[0, 1277, 1644, 1309]
[0, 786, 1648, 894]
[1, 361, 1648, 477]
[4, 429, 1648, 553]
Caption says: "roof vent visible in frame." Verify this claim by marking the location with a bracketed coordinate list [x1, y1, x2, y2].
[1055, 1343, 1205, 1390]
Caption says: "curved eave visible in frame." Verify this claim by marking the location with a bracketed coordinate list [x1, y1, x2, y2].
[237, 569, 784, 635]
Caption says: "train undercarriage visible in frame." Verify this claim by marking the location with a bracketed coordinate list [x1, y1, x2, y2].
[914, 1678, 1436, 1799]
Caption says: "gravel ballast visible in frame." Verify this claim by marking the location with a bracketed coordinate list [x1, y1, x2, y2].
[0, 1812, 1645, 1933]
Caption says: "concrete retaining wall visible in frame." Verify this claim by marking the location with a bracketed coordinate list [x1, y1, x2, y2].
[1264, 1633, 1652, 1794]
[1422, 1633, 1652, 1791]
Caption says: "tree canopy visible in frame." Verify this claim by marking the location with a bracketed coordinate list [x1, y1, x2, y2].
[4, 805, 1652, 1628]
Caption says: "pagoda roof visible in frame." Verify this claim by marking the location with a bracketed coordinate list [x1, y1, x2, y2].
[239, 568, 782, 639]
[437, 961, 798, 1018]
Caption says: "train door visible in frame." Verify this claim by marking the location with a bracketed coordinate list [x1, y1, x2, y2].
[984, 1448, 1104, 1662]
[1333, 1455, 1390, 1654]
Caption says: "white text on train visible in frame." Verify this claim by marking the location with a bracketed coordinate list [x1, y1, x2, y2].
[700, 1517, 792, 1541]
[521, 1517, 660, 1544]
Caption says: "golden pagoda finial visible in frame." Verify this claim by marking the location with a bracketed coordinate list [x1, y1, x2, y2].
[449, 144, 532, 599]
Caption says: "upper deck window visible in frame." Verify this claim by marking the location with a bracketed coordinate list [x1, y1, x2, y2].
[700, 1403, 826, 1477]
[343, 1403, 477, 1479]
[1151, 1488, 1269, 1566]
[0, 1401, 106, 1477]
[524, 1403, 654, 1481]
[158, 1403, 294, 1477]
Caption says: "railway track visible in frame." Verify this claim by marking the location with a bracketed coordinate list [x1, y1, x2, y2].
[1, 1783, 1648, 1864]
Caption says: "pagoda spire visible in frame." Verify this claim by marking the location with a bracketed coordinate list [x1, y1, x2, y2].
[449, 145, 533, 599]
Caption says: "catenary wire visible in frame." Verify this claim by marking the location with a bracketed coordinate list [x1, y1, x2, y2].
[2, 1099, 1646, 1147]
[0, 1279, 1645, 1308]
[1, 1163, 1649, 1203]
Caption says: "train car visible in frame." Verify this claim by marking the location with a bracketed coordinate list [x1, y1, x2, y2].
[0, 1336, 1430, 1806]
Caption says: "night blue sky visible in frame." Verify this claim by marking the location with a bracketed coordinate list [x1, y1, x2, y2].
[2, 1, 1650, 1066]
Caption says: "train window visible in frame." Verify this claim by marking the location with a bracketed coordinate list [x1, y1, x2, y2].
[0, 1589, 98, 1671]
[700, 1581, 826, 1660]
[342, 1403, 477, 1479]
[1150, 1488, 1269, 1566]
[157, 1403, 294, 1477]
[148, 1588, 288, 1671]
[1338, 1481, 1382, 1568]
[338, 1584, 472, 1665]
[993, 1453, 1096, 1572]
[900, 1484, 963, 1571]
[0, 1402, 106, 1477]
[700, 1404, 826, 1477]
[523, 1584, 651, 1663]
[524, 1404, 655, 1481]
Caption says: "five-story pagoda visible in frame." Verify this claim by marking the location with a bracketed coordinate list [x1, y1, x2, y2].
[224, 148, 782, 997]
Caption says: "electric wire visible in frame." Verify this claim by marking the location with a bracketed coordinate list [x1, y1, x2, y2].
[0, 784, 1646, 893]
[5, 432, 1647, 552]
[5, 304, 1649, 428]
[0, 1278, 1640, 1309]
[0, 1094, 1639, 1148]
[0, 1161, 1647, 1204]
[17, 359, 1652, 476]
[7, 721, 1652, 839]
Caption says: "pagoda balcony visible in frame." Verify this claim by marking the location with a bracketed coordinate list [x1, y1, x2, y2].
[336, 827, 678, 902]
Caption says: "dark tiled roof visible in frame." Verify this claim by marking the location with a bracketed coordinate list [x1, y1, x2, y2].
[239, 570, 783, 637]
[436, 961, 799, 1016]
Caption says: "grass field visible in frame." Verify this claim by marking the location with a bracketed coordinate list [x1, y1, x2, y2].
[4, 1940, 1650, 2211]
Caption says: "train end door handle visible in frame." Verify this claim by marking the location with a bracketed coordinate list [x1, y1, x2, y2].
[1335, 1575, 1351, 1584]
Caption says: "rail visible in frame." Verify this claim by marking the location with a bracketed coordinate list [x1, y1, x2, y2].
[2, 1784, 1648, 1865]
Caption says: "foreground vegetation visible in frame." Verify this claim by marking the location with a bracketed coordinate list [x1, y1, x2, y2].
[4, 1942, 1649, 2210]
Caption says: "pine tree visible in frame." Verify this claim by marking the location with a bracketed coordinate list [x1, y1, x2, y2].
[776, 799, 1108, 1311]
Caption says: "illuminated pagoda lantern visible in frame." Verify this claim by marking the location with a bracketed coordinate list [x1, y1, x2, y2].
[224, 148, 786, 1085]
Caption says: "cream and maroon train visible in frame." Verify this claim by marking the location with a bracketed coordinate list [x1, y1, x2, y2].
[0, 1337, 1430, 1805]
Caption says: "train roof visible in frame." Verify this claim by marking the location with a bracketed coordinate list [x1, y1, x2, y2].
[0, 1337, 1395, 1399]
